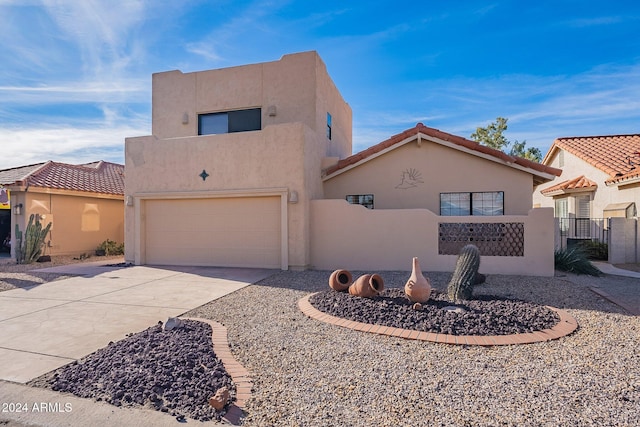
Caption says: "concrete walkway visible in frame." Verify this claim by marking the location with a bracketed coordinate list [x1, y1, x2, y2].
[592, 261, 640, 278]
[564, 262, 640, 316]
[0, 261, 274, 383]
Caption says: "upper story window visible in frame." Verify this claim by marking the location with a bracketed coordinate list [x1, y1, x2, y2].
[198, 108, 261, 135]
[440, 191, 504, 216]
[326, 113, 332, 140]
[346, 194, 374, 209]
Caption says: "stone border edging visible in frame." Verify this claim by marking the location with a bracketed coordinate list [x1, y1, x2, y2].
[182, 317, 252, 425]
[298, 293, 578, 346]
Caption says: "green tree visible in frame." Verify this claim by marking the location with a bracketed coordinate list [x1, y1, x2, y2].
[470, 117, 542, 162]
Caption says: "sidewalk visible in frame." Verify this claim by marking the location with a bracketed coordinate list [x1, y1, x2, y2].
[565, 262, 640, 316]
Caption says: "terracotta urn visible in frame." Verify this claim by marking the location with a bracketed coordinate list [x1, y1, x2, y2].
[329, 269, 353, 292]
[404, 257, 432, 303]
[348, 274, 384, 298]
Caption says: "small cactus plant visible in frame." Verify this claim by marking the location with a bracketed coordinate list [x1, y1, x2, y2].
[15, 214, 52, 264]
[447, 244, 481, 301]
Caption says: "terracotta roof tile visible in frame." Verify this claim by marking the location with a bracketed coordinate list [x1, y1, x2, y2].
[324, 123, 562, 180]
[8, 161, 124, 195]
[0, 163, 47, 186]
[541, 175, 597, 195]
[548, 134, 640, 185]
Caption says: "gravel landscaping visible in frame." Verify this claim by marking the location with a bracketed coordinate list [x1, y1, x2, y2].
[5, 260, 639, 426]
[185, 270, 639, 427]
[309, 288, 560, 335]
[29, 320, 234, 422]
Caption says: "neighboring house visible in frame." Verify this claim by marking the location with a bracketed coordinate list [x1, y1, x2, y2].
[0, 161, 125, 259]
[535, 134, 640, 217]
[533, 134, 640, 248]
[125, 51, 561, 275]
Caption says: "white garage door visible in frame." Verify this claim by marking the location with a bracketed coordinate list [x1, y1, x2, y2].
[145, 197, 281, 268]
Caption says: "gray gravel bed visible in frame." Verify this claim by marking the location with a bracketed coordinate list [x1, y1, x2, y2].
[185, 270, 640, 426]
[309, 288, 559, 335]
[29, 320, 234, 422]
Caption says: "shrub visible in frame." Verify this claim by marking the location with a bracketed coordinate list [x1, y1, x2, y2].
[554, 247, 601, 276]
[577, 239, 608, 261]
[97, 239, 124, 256]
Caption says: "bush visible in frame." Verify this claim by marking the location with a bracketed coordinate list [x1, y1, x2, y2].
[96, 239, 124, 256]
[577, 239, 608, 261]
[554, 247, 601, 276]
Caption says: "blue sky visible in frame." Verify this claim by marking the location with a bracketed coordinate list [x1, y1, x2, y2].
[1, 0, 639, 169]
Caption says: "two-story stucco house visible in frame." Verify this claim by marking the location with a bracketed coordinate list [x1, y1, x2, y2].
[125, 51, 561, 275]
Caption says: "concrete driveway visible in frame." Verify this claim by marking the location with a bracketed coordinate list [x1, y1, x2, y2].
[0, 261, 275, 383]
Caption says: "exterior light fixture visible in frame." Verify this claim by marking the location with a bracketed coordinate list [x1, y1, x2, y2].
[182, 112, 189, 125]
[288, 191, 298, 204]
[126, 196, 134, 206]
[13, 203, 23, 215]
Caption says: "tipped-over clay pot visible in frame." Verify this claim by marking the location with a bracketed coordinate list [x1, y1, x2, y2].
[404, 257, 432, 303]
[329, 269, 353, 292]
[349, 274, 384, 298]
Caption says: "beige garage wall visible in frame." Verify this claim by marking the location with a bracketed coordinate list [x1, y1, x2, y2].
[18, 192, 124, 257]
[310, 200, 555, 276]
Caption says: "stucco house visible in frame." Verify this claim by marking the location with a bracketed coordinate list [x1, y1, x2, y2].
[0, 161, 125, 259]
[125, 51, 561, 275]
[534, 134, 640, 219]
[533, 134, 640, 262]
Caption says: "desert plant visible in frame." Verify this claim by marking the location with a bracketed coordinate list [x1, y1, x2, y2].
[15, 214, 52, 264]
[447, 244, 481, 301]
[96, 239, 124, 256]
[554, 247, 601, 276]
[576, 239, 608, 261]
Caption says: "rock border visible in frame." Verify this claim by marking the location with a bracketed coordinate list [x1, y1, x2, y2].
[181, 317, 252, 425]
[298, 293, 578, 346]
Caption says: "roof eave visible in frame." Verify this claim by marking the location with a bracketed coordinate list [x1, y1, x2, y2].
[605, 175, 640, 187]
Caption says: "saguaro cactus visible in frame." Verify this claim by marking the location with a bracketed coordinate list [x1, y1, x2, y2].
[16, 214, 52, 264]
[447, 244, 481, 301]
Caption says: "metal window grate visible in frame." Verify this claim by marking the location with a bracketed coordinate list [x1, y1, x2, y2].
[438, 222, 525, 256]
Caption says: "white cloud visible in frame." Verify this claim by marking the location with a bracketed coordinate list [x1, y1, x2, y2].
[0, 123, 146, 169]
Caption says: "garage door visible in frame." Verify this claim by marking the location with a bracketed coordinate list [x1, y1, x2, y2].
[145, 197, 281, 268]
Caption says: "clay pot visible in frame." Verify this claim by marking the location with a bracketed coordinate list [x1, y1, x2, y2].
[404, 257, 432, 303]
[348, 274, 384, 298]
[329, 269, 353, 292]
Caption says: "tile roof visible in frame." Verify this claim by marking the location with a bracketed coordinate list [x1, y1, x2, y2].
[540, 175, 597, 195]
[0, 163, 47, 186]
[1, 161, 124, 196]
[323, 123, 562, 183]
[544, 134, 640, 186]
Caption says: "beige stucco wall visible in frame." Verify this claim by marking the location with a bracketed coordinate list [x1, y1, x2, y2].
[534, 149, 640, 218]
[126, 123, 324, 269]
[310, 200, 555, 276]
[151, 51, 352, 159]
[608, 218, 639, 263]
[324, 138, 535, 215]
[9, 190, 124, 257]
[127, 51, 352, 269]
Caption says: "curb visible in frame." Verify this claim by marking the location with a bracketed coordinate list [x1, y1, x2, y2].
[182, 318, 252, 425]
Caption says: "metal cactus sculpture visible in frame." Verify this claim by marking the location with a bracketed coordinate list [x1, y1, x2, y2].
[15, 214, 52, 264]
[447, 244, 481, 301]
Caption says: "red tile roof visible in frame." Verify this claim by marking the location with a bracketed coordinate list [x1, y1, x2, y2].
[540, 175, 597, 195]
[0, 163, 47, 186]
[323, 123, 561, 183]
[5, 161, 124, 196]
[544, 134, 640, 186]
